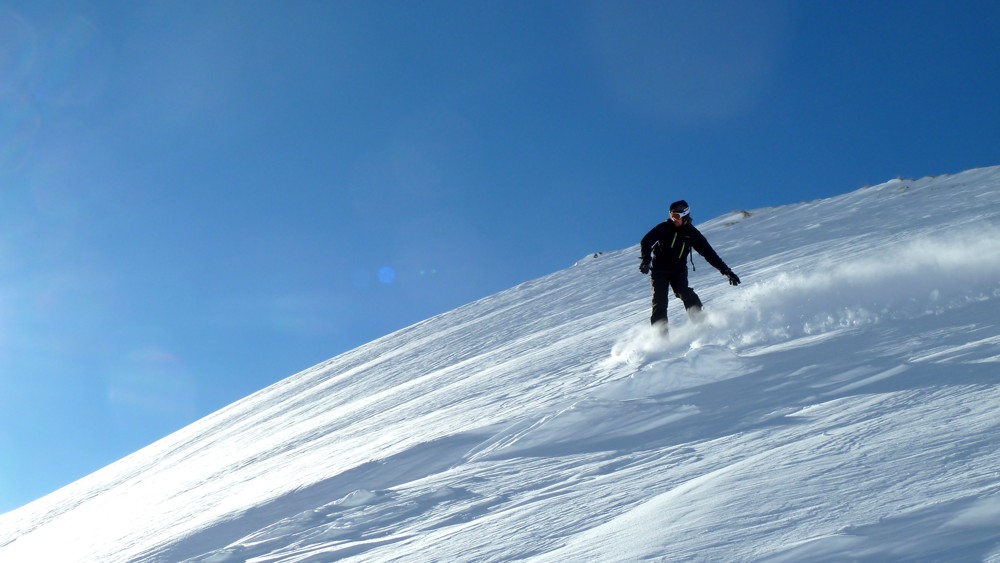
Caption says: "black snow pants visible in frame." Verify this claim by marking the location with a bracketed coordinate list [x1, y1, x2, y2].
[650, 267, 703, 326]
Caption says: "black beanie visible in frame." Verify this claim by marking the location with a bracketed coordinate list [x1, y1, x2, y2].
[669, 200, 689, 213]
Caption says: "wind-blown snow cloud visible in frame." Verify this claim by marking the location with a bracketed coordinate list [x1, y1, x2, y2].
[704, 226, 1000, 347]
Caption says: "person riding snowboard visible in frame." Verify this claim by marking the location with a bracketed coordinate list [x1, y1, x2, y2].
[639, 200, 740, 333]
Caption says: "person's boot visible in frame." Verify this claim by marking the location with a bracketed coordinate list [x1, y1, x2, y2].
[653, 320, 669, 338]
[687, 305, 705, 325]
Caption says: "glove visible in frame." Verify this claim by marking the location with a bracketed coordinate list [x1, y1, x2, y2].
[639, 257, 651, 275]
[722, 268, 741, 286]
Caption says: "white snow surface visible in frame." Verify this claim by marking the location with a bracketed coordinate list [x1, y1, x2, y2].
[3, 167, 1000, 562]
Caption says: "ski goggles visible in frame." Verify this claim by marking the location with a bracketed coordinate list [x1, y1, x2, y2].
[670, 208, 690, 219]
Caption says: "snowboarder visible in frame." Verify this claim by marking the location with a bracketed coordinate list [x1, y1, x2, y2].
[639, 200, 740, 333]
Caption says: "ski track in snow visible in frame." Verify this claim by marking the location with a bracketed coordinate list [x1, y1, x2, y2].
[2, 168, 1000, 562]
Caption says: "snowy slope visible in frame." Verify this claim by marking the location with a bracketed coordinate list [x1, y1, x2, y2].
[2, 167, 1000, 562]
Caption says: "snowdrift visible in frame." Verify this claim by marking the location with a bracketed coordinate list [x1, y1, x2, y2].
[2, 167, 999, 562]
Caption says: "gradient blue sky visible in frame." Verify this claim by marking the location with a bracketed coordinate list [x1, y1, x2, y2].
[2, 0, 998, 513]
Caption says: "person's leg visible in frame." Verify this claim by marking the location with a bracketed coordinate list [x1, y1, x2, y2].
[669, 269, 705, 322]
[650, 273, 671, 330]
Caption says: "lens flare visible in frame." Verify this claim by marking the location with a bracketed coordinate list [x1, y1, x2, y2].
[378, 266, 397, 285]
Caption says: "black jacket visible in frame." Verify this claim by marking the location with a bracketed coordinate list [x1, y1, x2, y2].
[641, 221, 728, 273]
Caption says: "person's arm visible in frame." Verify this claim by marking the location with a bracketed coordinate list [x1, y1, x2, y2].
[639, 223, 663, 274]
[640, 223, 663, 261]
[691, 228, 741, 285]
[689, 229, 727, 271]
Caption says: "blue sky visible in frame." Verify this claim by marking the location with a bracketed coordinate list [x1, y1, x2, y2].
[1, 0, 998, 513]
